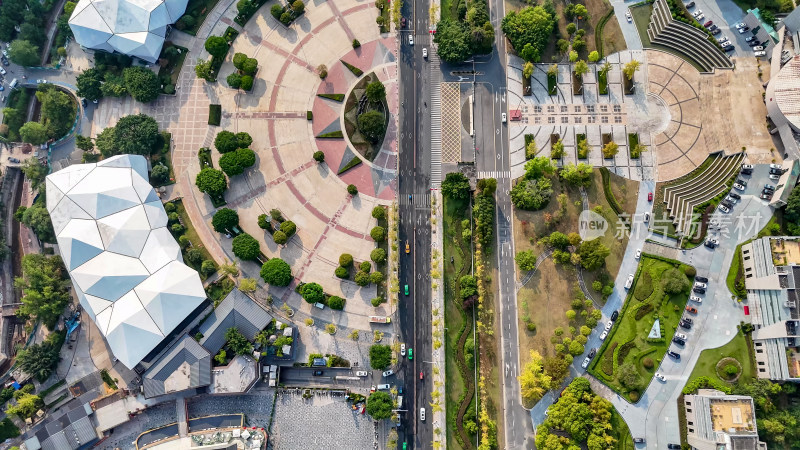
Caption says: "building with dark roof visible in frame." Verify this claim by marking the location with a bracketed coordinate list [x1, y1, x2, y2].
[198, 289, 272, 354]
[142, 333, 211, 398]
[24, 402, 98, 450]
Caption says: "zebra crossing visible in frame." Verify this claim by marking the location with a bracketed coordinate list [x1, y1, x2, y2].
[477, 171, 511, 179]
[430, 51, 442, 187]
[400, 193, 432, 207]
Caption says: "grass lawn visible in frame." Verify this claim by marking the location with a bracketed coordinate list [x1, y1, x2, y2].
[157, 42, 189, 89]
[686, 328, 755, 386]
[611, 407, 635, 450]
[173, 199, 216, 279]
[589, 255, 694, 401]
[443, 196, 474, 450]
[206, 276, 235, 306]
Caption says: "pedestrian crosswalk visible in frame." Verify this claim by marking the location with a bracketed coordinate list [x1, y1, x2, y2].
[400, 194, 431, 207]
[430, 52, 442, 187]
[477, 171, 511, 179]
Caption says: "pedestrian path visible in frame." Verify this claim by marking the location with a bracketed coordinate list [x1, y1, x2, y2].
[476, 170, 511, 179]
[399, 193, 431, 207]
[430, 50, 443, 186]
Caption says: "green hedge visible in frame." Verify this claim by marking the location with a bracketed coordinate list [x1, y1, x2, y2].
[341, 60, 364, 77]
[318, 93, 345, 102]
[594, 8, 616, 58]
[682, 376, 733, 395]
[617, 340, 637, 366]
[601, 341, 618, 376]
[633, 272, 653, 301]
[307, 110, 313, 120]
[317, 130, 344, 138]
[337, 155, 362, 174]
[198, 147, 213, 169]
[209, 104, 221, 125]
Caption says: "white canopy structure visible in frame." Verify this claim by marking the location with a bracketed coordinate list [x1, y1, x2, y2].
[68, 0, 189, 62]
[46, 155, 206, 369]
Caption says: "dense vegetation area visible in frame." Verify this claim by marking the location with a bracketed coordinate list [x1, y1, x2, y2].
[434, 0, 495, 63]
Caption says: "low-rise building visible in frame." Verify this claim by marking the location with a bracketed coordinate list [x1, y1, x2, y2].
[742, 236, 800, 380]
[684, 389, 766, 450]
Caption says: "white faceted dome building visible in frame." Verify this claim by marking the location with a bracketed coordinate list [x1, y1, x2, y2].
[46, 155, 207, 369]
[68, 0, 189, 63]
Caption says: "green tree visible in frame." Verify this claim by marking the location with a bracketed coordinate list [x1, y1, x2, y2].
[551, 139, 565, 159]
[239, 278, 257, 292]
[369, 271, 384, 284]
[279, 220, 296, 236]
[123, 67, 160, 103]
[205, 36, 229, 58]
[371, 248, 387, 263]
[328, 296, 345, 310]
[369, 344, 391, 369]
[441, 172, 471, 200]
[8, 40, 40, 66]
[588, 50, 600, 62]
[511, 177, 553, 210]
[258, 214, 270, 230]
[242, 58, 258, 75]
[357, 110, 386, 143]
[20, 157, 48, 189]
[501, 7, 555, 62]
[227, 72, 242, 89]
[347, 184, 358, 195]
[232, 52, 248, 70]
[260, 258, 293, 286]
[212, 208, 239, 233]
[5, 392, 42, 419]
[618, 363, 639, 389]
[75, 135, 94, 151]
[219, 148, 256, 175]
[339, 254, 354, 266]
[433, 20, 471, 63]
[215, 130, 239, 153]
[313, 151, 325, 162]
[19, 122, 48, 145]
[354, 270, 370, 286]
[15, 254, 71, 330]
[94, 127, 117, 157]
[623, 60, 640, 80]
[515, 250, 536, 271]
[16, 332, 63, 382]
[365, 80, 386, 103]
[114, 113, 160, 156]
[602, 141, 619, 158]
[225, 327, 253, 355]
[273, 230, 288, 244]
[151, 164, 170, 182]
[301, 282, 325, 303]
[523, 156, 556, 179]
[240, 75, 254, 91]
[372, 206, 386, 220]
[201, 260, 216, 276]
[518, 350, 551, 402]
[195, 58, 214, 80]
[578, 238, 610, 270]
[460, 275, 478, 299]
[560, 162, 593, 186]
[661, 267, 690, 294]
[195, 168, 228, 197]
[215, 349, 227, 365]
[16, 201, 55, 243]
[232, 233, 260, 260]
[542, 356, 570, 387]
[371, 226, 386, 242]
[573, 60, 589, 79]
[76, 68, 104, 101]
[523, 61, 534, 79]
[35, 85, 75, 139]
[366, 391, 393, 420]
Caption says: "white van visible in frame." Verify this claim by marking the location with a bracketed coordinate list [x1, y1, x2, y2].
[377, 384, 391, 390]
[8, 78, 17, 89]
[624, 274, 634, 290]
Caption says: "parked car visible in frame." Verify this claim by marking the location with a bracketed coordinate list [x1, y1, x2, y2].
[755, 51, 766, 57]
[676, 332, 688, 340]
[581, 356, 592, 369]
[770, 167, 784, 174]
[717, 36, 729, 43]
[599, 330, 608, 340]
[722, 44, 735, 52]
[709, 24, 718, 31]
[626, 11, 632, 22]
[694, 282, 707, 289]
[648, 192, 653, 201]
[704, 239, 716, 248]
[753, 46, 764, 51]
[605, 321, 613, 331]
[692, 9, 703, 17]
[685, 0, 695, 6]
[741, 168, 753, 175]
[693, 286, 706, 294]
[420, 407, 425, 421]
[745, 35, 757, 41]
[736, 22, 747, 28]
[686, 306, 698, 314]
[673, 337, 686, 345]
[725, 195, 738, 204]
[695, 276, 708, 283]
[682, 317, 694, 325]
[729, 192, 741, 200]
[610, 310, 619, 321]
[720, 200, 733, 209]
[422, 47, 428, 58]
[770, 174, 781, 180]
[695, 13, 704, 20]
[420, 371, 424, 380]
[742, 163, 754, 169]
[371, 385, 377, 392]
[770, 163, 782, 169]
[668, 445, 682, 449]
[761, 193, 773, 200]
[668, 351, 681, 360]
[706, 239, 719, 247]
[356, 371, 369, 377]
[313, 370, 324, 376]
[739, 26, 750, 33]
[738, 178, 748, 186]
[401, 344, 406, 356]
[704, 20, 713, 27]
[655, 373, 667, 382]
[718, 204, 730, 213]
[625, 273, 634, 289]
[764, 184, 776, 191]
[383, 369, 395, 377]
[732, 183, 745, 191]
[690, 295, 703, 303]
[635, 248, 641, 259]
[680, 320, 693, 329]
[378, 384, 391, 390]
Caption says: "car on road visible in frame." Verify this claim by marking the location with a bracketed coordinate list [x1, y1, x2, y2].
[690, 295, 703, 303]
[599, 330, 608, 340]
[408, 35, 413, 45]
[635, 248, 641, 259]
[605, 320, 613, 331]
[401, 344, 406, 356]
[383, 369, 394, 377]
[420, 371, 424, 380]
[695, 281, 707, 289]
[648, 192, 653, 201]
[626, 11, 632, 22]
[634, 437, 646, 443]
[313, 370, 324, 376]
[753, 46, 764, 51]
[420, 408, 425, 421]
[404, 285, 409, 296]
[673, 337, 686, 345]
[718, 204, 730, 213]
[356, 371, 368, 377]
[610, 310, 619, 321]
[644, 212, 650, 222]
[739, 26, 750, 33]
[501, 112, 507, 123]
[401, 17, 406, 27]
[668, 445, 681, 449]
[625, 273, 634, 289]
[704, 239, 719, 248]
[655, 373, 667, 382]
[736, 22, 747, 29]
[755, 51, 767, 57]
[695, 276, 708, 283]
[676, 332, 687, 340]
[668, 350, 681, 360]
[408, 348, 413, 360]
[686, 306, 698, 314]
[405, 241, 410, 253]
[422, 47, 428, 58]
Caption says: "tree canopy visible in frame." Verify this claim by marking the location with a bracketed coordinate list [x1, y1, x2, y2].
[441, 172, 471, 200]
[369, 344, 391, 369]
[577, 238, 610, 270]
[113, 113, 161, 156]
[358, 110, 386, 143]
[225, 327, 253, 355]
[501, 6, 555, 62]
[17, 332, 63, 382]
[560, 163, 593, 186]
[15, 254, 71, 330]
[219, 148, 256, 176]
[232, 233, 261, 260]
[366, 391, 393, 420]
[195, 168, 228, 197]
[511, 177, 553, 210]
[301, 282, 324, 303]
[8, 40, 39, 66]
[212, 208, 239, 233]
[15, 200, 54, 243]
[433, 20, 472, 63]
[36, 85, 76, 139]
[122, 67, 160, 103]
[76, 68, 104, 101]
[661, 267, 690, 294]
[365, 80, 386, 103]
[205, 36, 229, 58]
[260, 258, 292, 286]
[519, 350, 552, 403]
[19, 122, 48, 145]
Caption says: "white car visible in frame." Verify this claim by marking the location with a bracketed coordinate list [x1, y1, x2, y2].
[695, 13, 704, 21]
[769, 174, 780, 180]
[36, 79, 48, 84]
[501, 112, 507, 123]
[356, 371, 369, 377]
[676, 333, 688, 340]
[581, 356, 592, 368]
[382, 369, 395, 377]
[422, 47, 428, 58]
[420, 407, 426, 421]
[694, 282, 707, 289]
[735, 22, 746, 28]
[635, 248, 641, 259]
[725, 195, 738, 204]
[626, 11, 632, 22]
[753, 46, 764, 51]
[690, 295, 703, 303]
[717, 36, 728, 43]
[718, 204, 730, 213]
[605, 321, 613, 331]
[770, 164, 782, 169]
[655, 372, 667, 382]
[719, 39, 730, 47]
[738, 27, 749, 34]
[755, 51, 766, 57]
[692, 9, 703, 17]
[401, 344, 406, 356]
[0, 67, 5, 75]
[742, 163, 754, 169]
[733, 183, 745, 191]
[409, 35, 414, 45]
[599, 330, 608, 341]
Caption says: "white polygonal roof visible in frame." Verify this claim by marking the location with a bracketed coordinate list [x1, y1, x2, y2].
[46, 155, 206, 369]
[68, 0, 189, 62]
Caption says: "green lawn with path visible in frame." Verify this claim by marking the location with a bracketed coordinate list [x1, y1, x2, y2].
[589, 255, 694, 401]
[686, 328, 754, 386]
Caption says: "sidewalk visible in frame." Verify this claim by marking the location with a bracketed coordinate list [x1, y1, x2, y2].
[430, 191, 446, 449]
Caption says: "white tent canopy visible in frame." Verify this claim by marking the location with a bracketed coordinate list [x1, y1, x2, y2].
[46, 155, 206, 369]
[68, 0, 189, 62]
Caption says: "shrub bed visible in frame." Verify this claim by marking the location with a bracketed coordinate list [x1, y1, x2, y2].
[317, 130, 344, 138]
[634, 272, 653, 300]
[318, 93, 345, 102]
[209, 104, 221, 125]
[341, 60, 364, 77]
[617, 340, 637, 366]
[601, 341, 618, 376]
[634, 302, 654, 320]
[337, 155, 362, 174]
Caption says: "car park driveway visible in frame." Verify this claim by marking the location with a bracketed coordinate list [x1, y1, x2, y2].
[685, 0, 750, 55]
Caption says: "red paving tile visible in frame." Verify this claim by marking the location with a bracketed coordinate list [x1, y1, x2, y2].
[311, 98, 340, 135]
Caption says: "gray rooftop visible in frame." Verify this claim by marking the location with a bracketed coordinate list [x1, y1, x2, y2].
[198, 289, 272, 354]
[142, 333, 211, 398]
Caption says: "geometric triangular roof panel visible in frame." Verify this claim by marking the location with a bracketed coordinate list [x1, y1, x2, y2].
[46, 155, 206, 369]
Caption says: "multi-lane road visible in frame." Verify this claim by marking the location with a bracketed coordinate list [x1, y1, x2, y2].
[396, 0, 434, 446]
